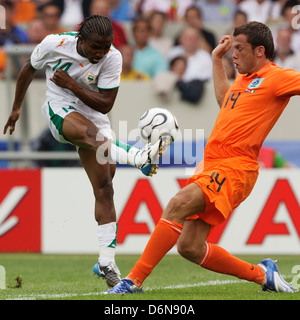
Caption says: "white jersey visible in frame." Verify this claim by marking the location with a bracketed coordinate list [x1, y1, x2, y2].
[30, 32, 122, 108]
[30, 32, 122, 143]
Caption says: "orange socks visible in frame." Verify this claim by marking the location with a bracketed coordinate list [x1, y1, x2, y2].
[127, 218, 266, 287]
[199, 242, 266, 285]
[127, 218, 183, 286]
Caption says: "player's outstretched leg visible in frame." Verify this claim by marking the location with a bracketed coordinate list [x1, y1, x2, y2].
[134, 136, 168, 176]
[93, 262, 121, 288]
[259, 258, 297, 293]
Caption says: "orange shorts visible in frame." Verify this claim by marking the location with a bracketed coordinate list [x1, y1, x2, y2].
[186, 158, 259, 226]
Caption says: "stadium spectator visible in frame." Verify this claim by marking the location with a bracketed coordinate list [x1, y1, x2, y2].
[280, 0, 300, 51]
[109, 0, 136, 22]
[273, 26, 300, 71]
[138, 0, 194, 21]
[167, 27, 213, 103]
[148, 11, 173, 57]
[11, 0, 37, 25]
[168, 26, 213, 82]
[88, 0, 128, 49]
[238, 0, 279, 24]
[0, 0, 29, 77]
[131, 17, 168, 77]
[26, 18, 48, 78]
[0, 48, 7, 78]
[152, 55, 187, 103]
[272, 0, 292, 21]
[227, 10, 248, 36]
[0, 0, 29, 46]
[174, 6, 217, 53]
[39, 2, 66, 35]
[26, 18, 47, 44]
[53, 0, 90, 29]
[195, 0, 237, 23]
[119, 43, 150, 80]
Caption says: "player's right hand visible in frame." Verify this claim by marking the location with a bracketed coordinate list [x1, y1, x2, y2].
[212, 35, 232, 59]
[3, 109, 21, 135]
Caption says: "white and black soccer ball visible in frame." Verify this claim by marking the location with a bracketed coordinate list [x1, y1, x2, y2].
[138, 108, 179, 145]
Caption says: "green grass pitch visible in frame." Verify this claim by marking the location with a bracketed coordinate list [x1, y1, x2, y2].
[0, 254, 299, 301]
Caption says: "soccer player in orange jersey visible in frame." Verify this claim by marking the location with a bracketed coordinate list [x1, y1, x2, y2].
[106, 21, 297, 294]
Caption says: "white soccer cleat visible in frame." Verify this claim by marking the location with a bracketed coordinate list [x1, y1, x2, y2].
[135, 136, 168, 176]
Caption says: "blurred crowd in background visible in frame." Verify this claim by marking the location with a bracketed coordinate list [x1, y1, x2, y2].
[1, 0, 298, 167]
[1, 0, 300, 104]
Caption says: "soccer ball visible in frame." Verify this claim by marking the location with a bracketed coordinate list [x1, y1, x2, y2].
[138, 108, 179, 145]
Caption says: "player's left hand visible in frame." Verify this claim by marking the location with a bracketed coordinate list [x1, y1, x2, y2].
[50, 69, 74, 89]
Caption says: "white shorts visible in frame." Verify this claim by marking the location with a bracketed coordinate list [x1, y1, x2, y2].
[41, 99, 113, 145]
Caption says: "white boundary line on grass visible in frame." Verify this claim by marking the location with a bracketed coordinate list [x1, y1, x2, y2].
[4, 279, 244, 300]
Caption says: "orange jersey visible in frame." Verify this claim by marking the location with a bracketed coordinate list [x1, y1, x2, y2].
[187, 62, 300, 225]
[205, 62, 300, 162]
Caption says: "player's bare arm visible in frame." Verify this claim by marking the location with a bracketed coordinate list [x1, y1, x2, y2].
[212, 35, 232, 108]
[50, 69, 118, 114]
[3, 59, 36, 135]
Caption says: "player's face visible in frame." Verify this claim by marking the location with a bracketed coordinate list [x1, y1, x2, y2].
[232, 34, 258, 74]
[77, 34, 112, 64]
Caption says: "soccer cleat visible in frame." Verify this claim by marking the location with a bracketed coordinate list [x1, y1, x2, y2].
[258, 258, 297, 293]
[135, 136, 168, 176]
[93, 262, 121, 288]
[104, 278, 143, 295]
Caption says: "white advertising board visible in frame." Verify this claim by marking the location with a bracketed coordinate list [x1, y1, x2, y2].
[41, 168, 300, 255]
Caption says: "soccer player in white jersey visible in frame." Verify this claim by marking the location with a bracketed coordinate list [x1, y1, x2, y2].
[3, 15, 167, 288]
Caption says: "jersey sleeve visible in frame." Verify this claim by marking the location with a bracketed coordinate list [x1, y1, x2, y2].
[273, 68, 300, 97]
[30, 34, 56, 70]
[97, 50, 122, 89]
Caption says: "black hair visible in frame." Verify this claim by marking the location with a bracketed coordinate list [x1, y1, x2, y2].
[170, 56, 187, 69]
[184, 5, 203, 18]
[281, 0, 300, 16]
[77, 15, 114, 41]
[132, 17, 151, 32]
[39, 1, 63, 17]
[234, 9, 248, 20]
[233, 21, 274, 60]
[1, 0, 14, 10]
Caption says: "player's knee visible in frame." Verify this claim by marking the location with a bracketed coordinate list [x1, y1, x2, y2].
[81, 125, 99, 149]
[71, 123, 99, 150]
[163, 196, 182, 221]
[177, 240, 206, 264]
[163, 193, 190, 223]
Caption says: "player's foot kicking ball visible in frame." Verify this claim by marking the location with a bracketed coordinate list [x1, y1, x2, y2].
[135, 136, 168, 176]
